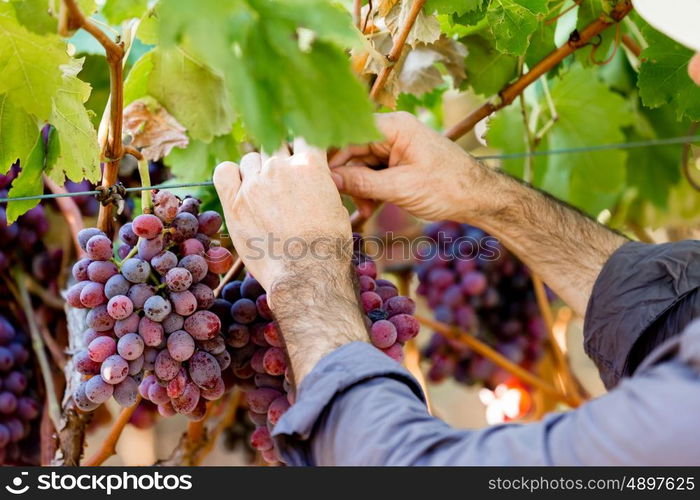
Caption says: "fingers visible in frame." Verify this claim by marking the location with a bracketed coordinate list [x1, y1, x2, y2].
[261, 144, 290, 171]
[328, 144, 372, 168]
[213, 161, 242, 206]
[330, 165, 398, 202]
[240, 152, 262, 180]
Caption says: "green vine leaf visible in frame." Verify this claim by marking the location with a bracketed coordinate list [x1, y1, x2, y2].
[6, 135, 44, 223]
[0, 94, 38, 174]
[638, 24, 700, 121]
[102, 0, 149, 25]
[462, 34, 518, 95]
[487, 0, 548, 56]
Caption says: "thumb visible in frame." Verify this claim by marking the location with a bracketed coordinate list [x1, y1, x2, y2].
[213, 161, 242, 212]
[331, 165, 398, 202]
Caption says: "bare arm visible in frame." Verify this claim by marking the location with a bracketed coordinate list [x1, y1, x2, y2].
[329, 112, 627, 316]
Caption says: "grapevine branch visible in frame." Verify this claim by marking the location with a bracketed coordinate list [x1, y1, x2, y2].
[192, 389, 243, 465]
[369, 0, 427, 100]
[213, 257, 244, 297]
[83, 397, 142, 466]
[415, 314, 578, 406]
[62, 0, 126, 234]
[444, 0, 633, 141]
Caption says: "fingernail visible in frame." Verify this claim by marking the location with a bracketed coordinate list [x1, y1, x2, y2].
[331, 172, 344, 190]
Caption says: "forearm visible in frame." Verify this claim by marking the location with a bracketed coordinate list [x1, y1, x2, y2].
[269, 260, 369, 385]
[460, 160, 627, 316]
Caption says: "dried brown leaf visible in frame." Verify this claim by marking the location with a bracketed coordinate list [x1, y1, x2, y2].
[122, 98, 189, 161]
[385, 0, 441, 48]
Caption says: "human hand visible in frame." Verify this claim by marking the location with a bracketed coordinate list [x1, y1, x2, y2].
[213, 139, 352, 296]
[690, 53, 700, 85]
[329, 112, 487, 222]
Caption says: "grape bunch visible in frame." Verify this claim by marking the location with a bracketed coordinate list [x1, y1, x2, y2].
[222, 233, 420, 464]
[416, 221, 548, 389]
[0, 314, 41, 465]
[65, 190, 235, 420]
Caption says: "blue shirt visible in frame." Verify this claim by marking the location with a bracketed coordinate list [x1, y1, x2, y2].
[272, 241, 700, 465]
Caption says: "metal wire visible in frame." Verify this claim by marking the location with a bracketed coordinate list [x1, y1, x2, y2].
[1, 135, 699, 204]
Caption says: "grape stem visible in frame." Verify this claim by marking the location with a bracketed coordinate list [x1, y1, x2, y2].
[25, 275, 66, 310]
[368, 0, 427, 101]
[415, 314, 580, 407]
[83, 396, 142, 466]
[61, 0, 126, 235]
[13, 270, 63, 430]
[158, 402, 216, 465]
[137, 158, 153, 213]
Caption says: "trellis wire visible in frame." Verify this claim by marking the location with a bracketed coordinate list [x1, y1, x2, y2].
[1, 134, 699, 204]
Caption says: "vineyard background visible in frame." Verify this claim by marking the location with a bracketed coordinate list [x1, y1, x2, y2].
[0, 0, 699, 465]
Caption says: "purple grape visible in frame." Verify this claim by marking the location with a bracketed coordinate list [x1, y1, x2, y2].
[100, 355, 129, 384]
[113, 376, 139, 407]
[121, 258, 150, 283]
[127, 283, 156, 308]
[72, 258, 91, 281]
[162, 313, 184, 334]
[151, 250, 178, 275]
[143, 295, 172, 322]
[197, 211, 222, 236]
[105, 274, 130, 299]
[171, 212, 198, 242]
[107, 295, 134, 320]
[230, 298, 257, 324]
[184, 311, 221, 340]
[84, 375, 114, 404]
[137, 234, 164, 261]
[170, 290, 197, 316]
[167, 330, 195, 362]
[165, 267, 192, 292]
[132, 214, 163, 239]
[77, 228, 105, 251]
[190, 283, 214, 310]
[178, 254, 208, 283]
[119, 223, 139, 246]
[117, 333, 145, 360]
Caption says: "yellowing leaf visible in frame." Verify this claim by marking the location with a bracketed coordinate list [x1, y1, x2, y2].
[0, 94, 38, 173]
[123, 98, 189, 161]
[386, 0, 441, 48]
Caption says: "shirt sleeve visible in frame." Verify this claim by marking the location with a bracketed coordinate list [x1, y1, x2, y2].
[273, 326, 700, 466]
[584, 240, 700, 389]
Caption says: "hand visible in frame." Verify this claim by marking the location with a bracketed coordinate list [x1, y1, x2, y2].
[329, 111, 486, 222]
[690, 52, 700, 85]
[213, 139, 352, 296]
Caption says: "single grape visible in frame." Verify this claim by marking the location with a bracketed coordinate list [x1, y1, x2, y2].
[86, 305, 115, 332]
[180, 238, 205, 257]
[165, 267, 193, 292]
[256, 294, 272, 320]
[117, 333, 144, 360]
[230, 298, 257, 324]
[72, 258, 91, 281]
[16, 397, 39, 420]
[138, 317, 164, 347]
[170, 290, 197, 316]
[80, 282, 106, 308]
[389, 314, 420, 343]
[148, 382, 170, 405]
[382, 343, 404, 363]
[77, 228, 105, 251]
[262, 347, 286, 376]
[107, 295, 134, 320]
[143, 295, 172, 322]
[132, 214, 164, 239]
[151, 250, 178, 275]
[241, 277, 265, 300]
[226, 324, 250, 348]
[3, 372, 27, 394]
[267, 396, 290, 426]
[179, 197, 201, 215]
[113, 376, 139, 407]
[154, 350, 181, 381]
[198, 335, 226, 355]
[0, 392, 17, 414]
[162, 313, 185, 334]
[114, 313, 140, 338]
[158, 402, 176, 417]
[166, 369, 187, 398]
[201, 377, 225, 401]
[121, 258, 150, 284]
[356, 260, 377, 279]
[0, 347, 13, 371]
[105, 274, 130, 299]
[137, 234, 164, 261]
[88, 335, 117, 363]
[384, 296, 416, 317]
[361, 291, 382, 313]
[85, 234, 113, 261]
[197, 211, 222, 236]
[370, 320, 397, 349]
[74, 382, 99, 412]
[138, 374, 158, 399]
[171, 212, 198, 242]
[128, 355, 144, 376]
[188, 351, 221, 390]
[153, 190, 180, 223]
[167, 330, 195, 362]
[66, 281, 90, 308]
[262, 322, 282, 347]
[117, 244, 132, 260]
[190, 283, 215, 310]
[183, 311, 221, 340]
[221, 281, 242, 303]
[215, 351, 231, 370]
[246, 387, 282, 414]
[119, 222, 139, 246]
[84, 375, 114, 404]
[100, 354, 129, 384]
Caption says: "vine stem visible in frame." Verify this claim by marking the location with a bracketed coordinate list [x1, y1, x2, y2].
[44, 176, 86, 257]
[83, 397, 142, 466]
[444, 0, 633, 141]
[13, 270, 62, 429]
[415, 314, 578, 406]
[137, 158, 153, 213]
[369, 0, 427, 100]
[62, 0, 125, 235]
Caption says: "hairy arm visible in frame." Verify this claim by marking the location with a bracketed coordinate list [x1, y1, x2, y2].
[270, 262, 368, 384]
[330, 112, 627, 316]
[465, 165, 627, 315]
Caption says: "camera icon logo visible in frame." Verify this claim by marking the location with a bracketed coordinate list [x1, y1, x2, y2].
[5, 472, 29, 495]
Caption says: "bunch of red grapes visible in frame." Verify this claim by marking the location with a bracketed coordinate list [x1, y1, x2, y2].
[0, 314, 41, 465]
[222, 233, 420, 464]
[66, 190, 234, 419]
[416, 221, 548, 388]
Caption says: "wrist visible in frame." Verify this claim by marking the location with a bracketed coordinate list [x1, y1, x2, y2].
[269, 260, 369, 385]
